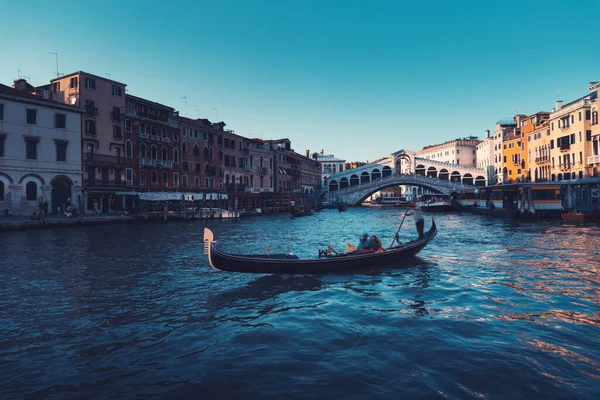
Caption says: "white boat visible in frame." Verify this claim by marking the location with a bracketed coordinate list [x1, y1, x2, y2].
[416, 194, 454, 212]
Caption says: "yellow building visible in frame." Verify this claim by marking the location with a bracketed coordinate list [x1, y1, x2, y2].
[548, 93, 595, 181]
[586, 81, 600, 175]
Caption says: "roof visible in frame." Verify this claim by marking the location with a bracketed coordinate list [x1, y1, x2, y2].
[125, 93, 176, 112]
[51, 71, 127, 86]
[496, 118, 516, 126]
[0, 83, 81, 113]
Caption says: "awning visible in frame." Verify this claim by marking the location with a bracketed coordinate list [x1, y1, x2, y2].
[115, 191, 228, 201]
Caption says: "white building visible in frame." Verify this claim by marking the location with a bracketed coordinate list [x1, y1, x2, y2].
[0, 83, 83, 216]
[416, 136, 480, 166]
[476, 130, 495, 184]
[317, 151, 346, 186]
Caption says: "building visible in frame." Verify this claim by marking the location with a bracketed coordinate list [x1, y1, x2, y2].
[124, 94, 180, 193]
[0, 82, 82, 215]
[246, 138, 273, 193]
[526, 113, 552, 182]
[267, 139, 293, 193]
[502, 115, 527, 183]
[493, 119, 517, 184]
[317, 152, 346, 186]
[50, 71, 127, 213]
[476, 130, 495, 184]
[548, 94, 594, 181]
[298, 150, 322, 194]
[417, 136, 480, 167]
[586, 81, 600, 176]
[223, 129, 251, 193]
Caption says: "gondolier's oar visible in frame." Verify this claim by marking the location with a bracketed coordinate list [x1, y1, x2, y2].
[388, 208, 410, 249]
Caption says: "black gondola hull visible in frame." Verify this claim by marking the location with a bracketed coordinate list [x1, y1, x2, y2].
[205, 219, 437, 274]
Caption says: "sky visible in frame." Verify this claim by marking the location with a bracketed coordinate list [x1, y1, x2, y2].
[1, 0, 599, 162]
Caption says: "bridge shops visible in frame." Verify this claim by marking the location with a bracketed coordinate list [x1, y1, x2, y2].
[451, 179, 600, 220]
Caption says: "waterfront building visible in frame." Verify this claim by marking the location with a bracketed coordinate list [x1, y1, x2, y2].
[223, 129, 251, 193]
[502, 114, 527, 183]
[317, 152, 346, 187]
[476, 130, 496, 184]
[124, 94, 180, 194]
[247, 138, 274, 193]
[548, 94, 594, 181]
[298, 150, 322, 194]
[522, 112, 551, 182]
[0, 82, 82, 215]
[493, 119, 517, 184]
[416, 136, 480, 167]
[266, 139, 293, 193]
[586, 81, 600, 175]
[50, 71, 127, 213]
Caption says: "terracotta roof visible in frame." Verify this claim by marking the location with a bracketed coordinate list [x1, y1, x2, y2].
[0, 83, 81, 112]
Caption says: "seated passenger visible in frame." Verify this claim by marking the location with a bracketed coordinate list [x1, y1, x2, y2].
[356, 233, 372, 253]
[370, 235, 384, 252]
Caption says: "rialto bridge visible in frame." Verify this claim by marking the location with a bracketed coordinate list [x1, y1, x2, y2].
[326, 150, 488, 205]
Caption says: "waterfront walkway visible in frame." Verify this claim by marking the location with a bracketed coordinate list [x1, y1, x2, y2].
[0, 214, 136, 231]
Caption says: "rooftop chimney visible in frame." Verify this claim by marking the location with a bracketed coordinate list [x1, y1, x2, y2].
[486, 129, 490, 138]
[306, 149, 310, 158]
[556, 100, 563, 110]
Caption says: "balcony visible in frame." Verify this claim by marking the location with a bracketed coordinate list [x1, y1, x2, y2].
[161, 137, 171, 143]
[139, 158, 173, 168]
[125, 108, 136, 116]
[112, 111, 122, 121]
[559, 143, 570, 151]
[254, 167, 269, 175]
[588, 155, 600, 165]
[243, 165, 252, 171]
[560, 123, 570, 131]
[85, 106, 98, 117]
[535, 157, 550, 164]
[84, 179, 127, 188]
[140, 132, 148, 138]
[85, 152, 123, 165]
[150, 135, 161, 142]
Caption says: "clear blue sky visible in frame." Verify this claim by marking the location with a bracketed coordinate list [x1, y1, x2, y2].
[1, 0, 598, 162]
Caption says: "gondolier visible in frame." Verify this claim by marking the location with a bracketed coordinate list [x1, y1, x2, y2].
[407, 205, 425, 239]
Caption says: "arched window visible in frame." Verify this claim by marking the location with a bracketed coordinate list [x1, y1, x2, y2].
[173, 148, 179, 164]
[162, 146, 167, 160]
[209, 147, 214, 159]
[260, 155, 263, 167]
[0, 181, 4, 201]
[218, 149, 223, 160]
[194, 144, 200, 156]
[250, 154, 254, 167]
[140, 143, 146, 158]
[26, 181, 37, 201]
[125, 140, 132, 157]
[203, 146, 208, 158]
[151, 145, 157, 159]
[182, 142, 188, 155]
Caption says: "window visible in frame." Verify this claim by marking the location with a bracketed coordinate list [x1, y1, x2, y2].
[182, 142, 187, 154]
[140, 170, 147, 185]
[173, 131, 179, 141]
[195, 176, 200, 187]
[26, 181, 37, 201]
[173, 172, 179, 187]
[125, 119, 132, 132]
[26, 109, 37, 125]
[112, 85, 122, 96]
[25, 137, 38, 159]
[0, 134, 5, 157]
[162, 171, 168, 187]
[173, 148, 179, 163]
[55, 113, 66, 129]
[151, 145, 157, 159]
[55, 140, 67, 162]
[203, 131, 208, 140]
[0, 181, 3, 201]
[151, 126, 157, 136]
[182, 175, 188, 187]
[113, 125, 122, 139]
[162, 128, 167, 138]
[194, 145, 200, 156]
[53, 82, 60, 93]
[162, 146, 167, 160]
[183, 126, 187, 136]
[125, 140, 132, 157]
[70, 77, 78, 88]
[126, 168, 133, 183]
[579, 112, 582, 121]
[152, 170, 157, 185]
[140, 123, 146, 134]
[0, 104, 3, 120]
[580, 151, 583, 164]
[571, 115, 574, 124]
[593, 111, 598, 126]
[140, 143, 146, 158]
[195, 162, 200, 172]
[587, 130, 592, 141]
[85, 100, 96, 116]
[85, 77, 96, 90]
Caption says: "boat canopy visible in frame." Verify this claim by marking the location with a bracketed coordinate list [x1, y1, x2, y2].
[114, 192, 227, 201]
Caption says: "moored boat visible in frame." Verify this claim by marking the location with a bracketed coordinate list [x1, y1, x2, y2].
[203, 218, 437, 274]
[561, 205, 600, 222]
[416, 194, 454, 212]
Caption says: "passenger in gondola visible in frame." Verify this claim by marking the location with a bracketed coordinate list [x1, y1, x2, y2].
[356, 233, 372, 253]
[370, 235, 384, 252]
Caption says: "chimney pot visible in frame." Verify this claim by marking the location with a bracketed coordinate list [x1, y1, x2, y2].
[556, 100, 563, 110]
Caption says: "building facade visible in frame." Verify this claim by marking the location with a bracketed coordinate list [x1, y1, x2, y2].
[247, 138, 273, 193]
[417, 137, 480, 167]
[124, 94, 180, 193]
[476, 130, 495, 184]
[223, 130, 250, 193]
[0, 83, 82, 215]
[526, 113, 552, 182]
[317, 152, 346, 187]
[585, 82, 600, 175]
[50, 71, 127, 213]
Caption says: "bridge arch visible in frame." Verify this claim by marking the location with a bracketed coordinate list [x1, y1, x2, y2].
[474, 175, 486, 186]
[350, 174, 359, 186]
[360, 171, 370, 184]
[355, 182, 445, 205]
[371, 168, 381, 181]
[462, 173, 473, 185]
[340, 177, 349, 189]
[439, 169, 449, 181]
[450, 171, 461, 182]
[382, 166, 392, 178]
[427, 166, 437, 178]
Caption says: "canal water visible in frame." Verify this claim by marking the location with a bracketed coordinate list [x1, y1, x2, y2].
[1, 207, 599, 399]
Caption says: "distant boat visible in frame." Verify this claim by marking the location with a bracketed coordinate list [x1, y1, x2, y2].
[416, 194, 454, 212]
[240, 208, 263, 217]
[561, 205, 600, 222]
[291, 208, 314, 218]
[338, 203, 347, 212]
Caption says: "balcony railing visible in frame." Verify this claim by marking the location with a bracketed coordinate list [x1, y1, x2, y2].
[560, 124, 570, 130]
[84, 179, 127, 188]
[161, 137, 171, 143]
[112, 111, 122, 121]
[588, 155, 600, 165]
[559, 143, 570, 151]
[243, 165, 252, 171]
[140, 132, 148, 138]
[535, 157, 550, 164]
[139, 158, 173, 168]
[85, 152, 123, 165]
[85, 106, 98, 117]
[254, 167, 269, 175]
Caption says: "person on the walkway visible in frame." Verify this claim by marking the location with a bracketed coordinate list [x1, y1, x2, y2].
[407, 206, 425, 239]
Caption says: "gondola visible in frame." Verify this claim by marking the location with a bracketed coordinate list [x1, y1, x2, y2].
[290, 209, 314, 218]
[203, 218, 437, 274]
